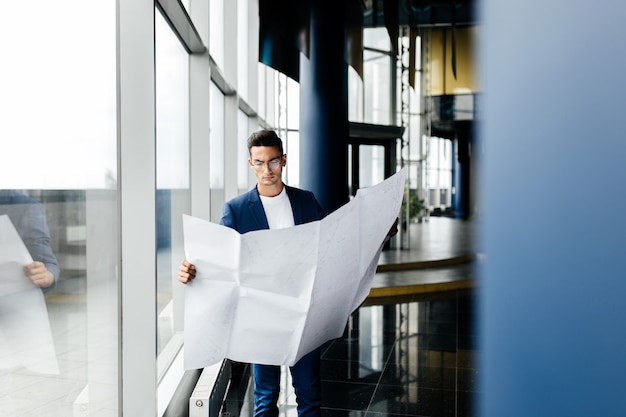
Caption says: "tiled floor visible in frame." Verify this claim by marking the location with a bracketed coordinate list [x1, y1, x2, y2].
[318, 289, 477, 417]
[233, 217, 479, 417]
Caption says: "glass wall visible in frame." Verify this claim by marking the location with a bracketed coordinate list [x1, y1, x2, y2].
[1, 1, 119, 415]
[363, 28, 393, 125]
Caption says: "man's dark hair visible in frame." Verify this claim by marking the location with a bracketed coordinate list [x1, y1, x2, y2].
[247, 130, 284, 155]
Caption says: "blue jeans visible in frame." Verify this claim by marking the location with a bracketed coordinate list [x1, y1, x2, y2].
[253, 348, 321, 417]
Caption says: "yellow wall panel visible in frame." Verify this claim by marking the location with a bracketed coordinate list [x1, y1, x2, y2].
[427, 26, 478, 95]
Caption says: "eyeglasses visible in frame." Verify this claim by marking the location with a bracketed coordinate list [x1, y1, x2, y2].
[251, 156, 283, 170]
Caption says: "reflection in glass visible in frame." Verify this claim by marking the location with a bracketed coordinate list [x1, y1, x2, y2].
[156, 12, 190, 357]
[0, 192, 59, 376]
[0, 1, 118, 415]
[322, 295, 477, 416]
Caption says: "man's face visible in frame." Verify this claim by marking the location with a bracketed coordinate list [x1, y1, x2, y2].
[248, 146, 286, 188]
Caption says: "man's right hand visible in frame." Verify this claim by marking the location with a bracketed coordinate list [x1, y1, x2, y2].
[178, 260, 196, 284]
[24, 261, 55, 288]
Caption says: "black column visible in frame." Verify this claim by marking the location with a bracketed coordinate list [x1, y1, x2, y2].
[299, 1, 350, 214]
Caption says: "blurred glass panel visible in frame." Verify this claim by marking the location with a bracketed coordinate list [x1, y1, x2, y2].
[0, 1, 118, 415]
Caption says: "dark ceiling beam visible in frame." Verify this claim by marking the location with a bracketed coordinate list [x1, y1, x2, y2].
[156, 0, 206, 54]
[363, 0, 476, 28]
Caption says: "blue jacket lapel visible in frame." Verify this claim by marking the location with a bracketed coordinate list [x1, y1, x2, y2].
[247, 187, 270, 230]
[285, 186, 304, 225]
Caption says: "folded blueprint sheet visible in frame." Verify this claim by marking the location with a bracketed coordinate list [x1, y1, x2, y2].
[182, 168, 407, 369]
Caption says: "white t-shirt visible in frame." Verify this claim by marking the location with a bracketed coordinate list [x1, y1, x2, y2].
[259, 186, 295, 230]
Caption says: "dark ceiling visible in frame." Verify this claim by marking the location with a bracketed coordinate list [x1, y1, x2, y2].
[362, 0, 477, 28]
[258, 0, 478, 81]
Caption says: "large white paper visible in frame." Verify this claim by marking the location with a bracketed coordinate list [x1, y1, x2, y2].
[0, 214, 59, 374]
[183, 168, 407, 369]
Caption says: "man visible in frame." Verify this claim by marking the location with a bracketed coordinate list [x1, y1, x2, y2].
[178, 129, 325, 417]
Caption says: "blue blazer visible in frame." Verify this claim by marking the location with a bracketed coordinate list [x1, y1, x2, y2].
[220, 185, 324, 234]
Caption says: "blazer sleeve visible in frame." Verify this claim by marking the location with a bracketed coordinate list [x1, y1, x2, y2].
[219, 201, 237, 229]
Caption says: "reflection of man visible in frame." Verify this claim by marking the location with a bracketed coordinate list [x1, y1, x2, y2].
[0, 189, 60, 412]
[0, 190, 59, 289]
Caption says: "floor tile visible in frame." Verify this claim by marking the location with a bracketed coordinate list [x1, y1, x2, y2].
[321, 380, 378, 411]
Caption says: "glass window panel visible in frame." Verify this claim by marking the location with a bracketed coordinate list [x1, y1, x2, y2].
[440, 170, 452, 189]
[238, 110, 250, 191]
[210, 82, 225, 221]
[286, 77, 300, 131]
[257, 63, 267, 120]
[424, 136, 453, 207]
[265, 67, 278, 127]
[363, 28, 392, 124]
[348, 66, 364, 122]
[359, 145, 385, 188]
[0, 1, 118, 416]
[210, 83, 225, 189]
[237, 0, 249, 100]
[364, 27, 392, 50]
[284, 131, 300, 188]
[155, 10, 190, 356]
[209, 0, 225, 71]
[408, 114, 422, 160]
[278, 74, 287, 129]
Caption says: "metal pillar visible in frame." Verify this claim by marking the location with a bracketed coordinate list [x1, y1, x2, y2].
[299, 0, 349, 214]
